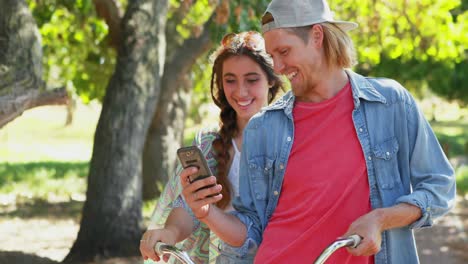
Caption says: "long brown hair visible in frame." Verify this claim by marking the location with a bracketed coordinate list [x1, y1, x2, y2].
[210, 32, 283, 209]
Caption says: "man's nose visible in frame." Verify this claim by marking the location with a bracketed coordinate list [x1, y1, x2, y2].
[273, 59, 284, 74]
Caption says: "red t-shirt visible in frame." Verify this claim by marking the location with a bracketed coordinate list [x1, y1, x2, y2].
[255, 83, 374, 264]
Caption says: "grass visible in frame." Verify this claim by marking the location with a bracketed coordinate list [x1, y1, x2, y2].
[0, 101, 199, 218]
[0, 102, 100, 162]
[0, 161, 88, 201]
[431, 120, 468, 158]
[456, 166, 468, 196]
[0, 103, 98, 204]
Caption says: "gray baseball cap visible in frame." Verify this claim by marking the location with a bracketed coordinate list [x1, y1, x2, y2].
[262, 0, 358, 33]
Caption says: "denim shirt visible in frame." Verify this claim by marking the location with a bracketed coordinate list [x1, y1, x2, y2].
[218, 70, 456, 264]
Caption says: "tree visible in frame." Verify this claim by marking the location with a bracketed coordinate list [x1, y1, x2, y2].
[67, 0, 269, 260]
[2, 0, 464, 261]
[142, 0, 272, 200]
[142, 2, 216, 200]
[140, 0, 468, 200]
[332, 0, 468, 102]
[65, 0, 169, 261]
[0, 0, 67, 128]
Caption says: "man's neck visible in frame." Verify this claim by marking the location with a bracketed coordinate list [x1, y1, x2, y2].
[297, 68, 349, 103]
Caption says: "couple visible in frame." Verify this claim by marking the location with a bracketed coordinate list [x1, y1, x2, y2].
[141, 0, 456, 263]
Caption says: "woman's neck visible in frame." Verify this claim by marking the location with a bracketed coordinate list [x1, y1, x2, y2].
[233, 118, 247, 152]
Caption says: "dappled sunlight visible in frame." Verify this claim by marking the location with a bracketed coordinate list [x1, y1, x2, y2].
[0, 218, 79, 262]
[0, 197, 466, 263]
[414, 195, 468, 263]
[0, 0, 465, 263]
[0, 195, 154, 263]
[417, 96, 468, 159]
[433, 102, 465, 122]
[419, 96, 467, 122]
[0, 162, 88, 202]
[2, 141, 94, 163]
[0, 102, 100, 163]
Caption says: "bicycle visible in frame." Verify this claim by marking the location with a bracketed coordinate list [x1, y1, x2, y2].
[154, 242, 196, 264]
[154, 234, 361, 264]
[313, 234, 362, 264]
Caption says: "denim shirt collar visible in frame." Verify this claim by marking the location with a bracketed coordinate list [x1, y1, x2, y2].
[264, 70, 387, 115]
[346, 70, 387, 108]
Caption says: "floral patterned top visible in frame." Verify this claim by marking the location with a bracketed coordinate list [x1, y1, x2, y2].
[146, 127, 221, 264]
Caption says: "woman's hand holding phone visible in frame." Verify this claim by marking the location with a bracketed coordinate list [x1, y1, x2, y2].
[179, 166, 223, 219]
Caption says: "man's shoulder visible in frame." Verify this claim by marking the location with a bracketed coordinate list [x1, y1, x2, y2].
[350, 70, 414, 105]
[365, 77, 414, 104]
[365, 77, 405, 92]
[248, 93, 292, 126]
[263, 91, 294, 112]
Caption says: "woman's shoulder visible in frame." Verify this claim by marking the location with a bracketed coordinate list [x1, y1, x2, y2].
[193, 126, 220, 146]
[193, 126, 220, 169]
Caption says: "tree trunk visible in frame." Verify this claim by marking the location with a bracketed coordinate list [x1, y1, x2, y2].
[0, 0, 67, 128]
[65, 0, 169, 261]
[142, 75, 192, 199]
[142, 19, 213, 200]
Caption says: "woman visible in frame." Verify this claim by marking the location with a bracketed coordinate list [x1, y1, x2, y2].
[140, 31, 283, 263]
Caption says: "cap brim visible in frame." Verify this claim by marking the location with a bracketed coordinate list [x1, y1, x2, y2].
[334, 21, 358, 31]
[262, 20, 358, 33]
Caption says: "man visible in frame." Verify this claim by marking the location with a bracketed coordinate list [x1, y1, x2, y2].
[179, 0, 456, 263]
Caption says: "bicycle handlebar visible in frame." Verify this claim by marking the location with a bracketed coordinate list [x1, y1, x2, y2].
[313, 234, 362, 264]
[154, 234, 360, 264]
[154, 242, 195, 264]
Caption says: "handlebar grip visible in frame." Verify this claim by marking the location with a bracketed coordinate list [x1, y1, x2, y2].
[313, 234, 363, 264]
[154, 242, 195, 264]
[154, 241, 165, 256]
[347, 234, 362, 248]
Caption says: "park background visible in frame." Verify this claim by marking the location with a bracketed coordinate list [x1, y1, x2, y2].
[0, 0, 467, 263]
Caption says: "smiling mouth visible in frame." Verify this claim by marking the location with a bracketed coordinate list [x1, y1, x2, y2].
[237, 99, 253, 107]
[286, 71, 297, 80]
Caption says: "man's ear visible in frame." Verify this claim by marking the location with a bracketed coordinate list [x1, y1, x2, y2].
[310, 24, 324, 47]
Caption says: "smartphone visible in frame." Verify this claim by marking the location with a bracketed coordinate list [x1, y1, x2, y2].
[177, 146, 214, 183]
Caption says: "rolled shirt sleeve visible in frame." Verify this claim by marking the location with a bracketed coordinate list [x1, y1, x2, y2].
[396, 95, 456, 229]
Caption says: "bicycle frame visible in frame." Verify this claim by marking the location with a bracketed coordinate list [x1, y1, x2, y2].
[313, 234, 362, 264]
[154, 242, 195, 264]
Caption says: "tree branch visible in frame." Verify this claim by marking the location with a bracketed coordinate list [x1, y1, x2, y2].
[32, 87, 68, 107]
[153, 14, 214, 124]
[0, 87, 68, 128]
[92, 0, 123, 49]
[166, 15, 214, 79]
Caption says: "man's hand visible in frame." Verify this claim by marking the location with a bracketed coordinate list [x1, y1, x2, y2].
[343, 210, 383, 256]
[343, 203, 422, 256]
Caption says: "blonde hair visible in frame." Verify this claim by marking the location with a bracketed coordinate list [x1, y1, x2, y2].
[287, 22, 357, 68]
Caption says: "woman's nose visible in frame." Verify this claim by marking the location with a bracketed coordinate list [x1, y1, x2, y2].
[238, 83, 248, 97]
